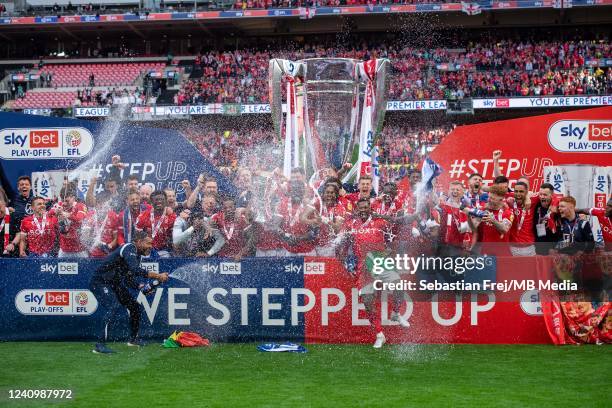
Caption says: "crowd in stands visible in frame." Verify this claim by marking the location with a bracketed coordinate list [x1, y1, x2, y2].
[74, 87, 148, 107]
[181, 123, 453, 171]
[175, 39, 611, 104]
[13, 0, 459, 18]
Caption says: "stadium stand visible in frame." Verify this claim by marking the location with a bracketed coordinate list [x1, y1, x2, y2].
[40, 62, 166, 88]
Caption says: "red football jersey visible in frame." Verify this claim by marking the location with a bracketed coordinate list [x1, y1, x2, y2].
[311, 200, 349, 246]
[87, 209, 119, 257]
[477, 208, 514, 256]
[590, 208, 612, 245]
[20, 213, 58, 255]
[342, 216, 388, 260]
[277, 198, 316, 254]
[49, 202, 88, 252]
[345, 192, 374, 208]
[212, 211, 249, 257]
[371, 196, 404, 216]
[508, 200, 536, 245]
[439, 203, 468, 247]
[135, 209, 176, 250]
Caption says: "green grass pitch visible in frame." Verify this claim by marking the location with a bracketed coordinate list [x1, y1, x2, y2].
[0, 342, 609, 407]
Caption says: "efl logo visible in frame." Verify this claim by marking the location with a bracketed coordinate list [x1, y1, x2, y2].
[30, 130, 59, 148]
[548, 120, 612, 153]
[46, 291, 70, 306]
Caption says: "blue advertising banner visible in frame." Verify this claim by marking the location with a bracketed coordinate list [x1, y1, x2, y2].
[0, 257, 305, 342]
[0, 112, 236, 201]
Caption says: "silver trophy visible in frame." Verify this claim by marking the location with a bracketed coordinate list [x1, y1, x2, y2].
[269, 58, 390, 179]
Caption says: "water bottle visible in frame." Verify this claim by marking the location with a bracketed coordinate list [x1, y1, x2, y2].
[460, 203, 487, 218]
[142, 279, 160, 296]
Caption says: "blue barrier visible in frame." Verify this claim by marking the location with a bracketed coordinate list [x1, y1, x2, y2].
[0, 257, 305, 342]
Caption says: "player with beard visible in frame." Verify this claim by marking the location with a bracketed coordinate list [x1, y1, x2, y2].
[211, 197, 255, 260]
[507, 181, 536, 256]
[135, 190, 176, 257]
[126, 175, 139, 194]
[337, 198, 402, 348]
[19, 196, 58, 258]
[438, 181, 470, 257]
[372, 183, 404, 216]
[464, 185, 514, 257]
[186, 174, 219, 210]
[51, 183, 89, 258]
[90, 230, 169, 354]
[532, 183, 560, 255]
[576, 198, 612, 251]
[464, 173, 488, 209]
[117, 192, 149, 244]
[301, 183, 348, 257]
[275, 180, 317, 256]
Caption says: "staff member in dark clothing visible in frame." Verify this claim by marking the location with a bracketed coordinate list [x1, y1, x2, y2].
[9, 176, 34, 250]
[90, 230, 168, 354]
[532, 183, 560, 255]
[555, 196, 595, 254]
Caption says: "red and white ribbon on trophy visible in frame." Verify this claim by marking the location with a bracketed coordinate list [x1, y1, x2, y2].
[283, 61, 300, 179]
[357, 59, 380, 193]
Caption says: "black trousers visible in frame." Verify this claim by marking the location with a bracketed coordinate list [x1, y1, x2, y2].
[90, 280, 142, 343]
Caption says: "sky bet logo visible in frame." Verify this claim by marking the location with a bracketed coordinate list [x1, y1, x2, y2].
[15, 289, 97, 315]
[4, 130, 59, 148]
[0, 127, 94, 160]
[548, 120, 612, 153]
[40, 262, 79, 274]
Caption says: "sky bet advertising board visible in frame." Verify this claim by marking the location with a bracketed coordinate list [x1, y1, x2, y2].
[0, 112, 236, 200]
[430, 106, 612, 191]
[0, 257, 551, 344]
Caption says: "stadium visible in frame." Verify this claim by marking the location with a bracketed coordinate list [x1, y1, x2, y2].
[0, 0, 610, 407]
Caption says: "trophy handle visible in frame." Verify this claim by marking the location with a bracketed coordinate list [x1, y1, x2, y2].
[268, 59, 285, 139]
[372, 58, 390, 136]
